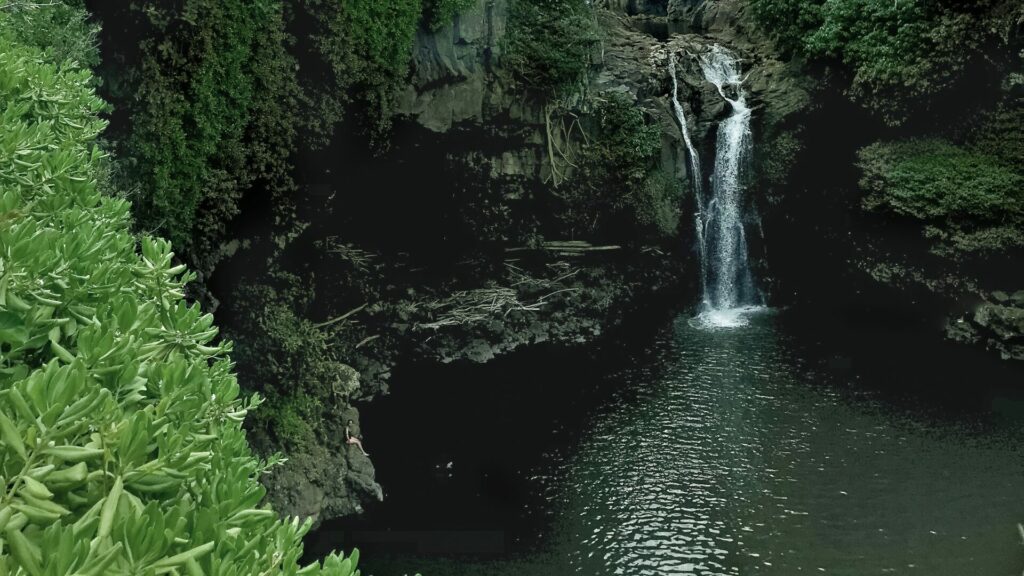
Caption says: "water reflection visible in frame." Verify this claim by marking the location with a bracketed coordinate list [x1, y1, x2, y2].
[556, 315, 1024, 575]
[342, 312, 1024, 576]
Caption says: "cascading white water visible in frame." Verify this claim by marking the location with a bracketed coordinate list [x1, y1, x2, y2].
[670, 44, 763, 328]
[668, 53, 709, 302]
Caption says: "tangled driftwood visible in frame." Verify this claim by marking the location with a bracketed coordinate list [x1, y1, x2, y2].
[416, 288, 542, 330]
[316, 236, 377, 271]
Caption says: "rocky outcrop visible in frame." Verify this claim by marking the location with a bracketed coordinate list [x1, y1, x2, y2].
[948, 291, 1024, 361]
[395, 0, 808, 198]
[259, 407, 383, 523]
[255, 251, 683, 525]
[248, 363, 384, 526]
[408, 253, 684, 364]
[396, 0, 513, 132]
[395, 0, 548, 187]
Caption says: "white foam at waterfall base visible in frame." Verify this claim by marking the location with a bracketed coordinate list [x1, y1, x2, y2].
[690, 304, 768, 329]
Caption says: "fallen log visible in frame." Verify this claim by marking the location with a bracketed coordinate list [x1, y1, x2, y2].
[505, 240, 622, 254]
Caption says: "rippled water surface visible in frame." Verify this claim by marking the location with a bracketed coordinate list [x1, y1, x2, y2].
[318, 313, 1024, 575]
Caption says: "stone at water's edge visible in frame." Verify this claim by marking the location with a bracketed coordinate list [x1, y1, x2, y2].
[948, 291, 1024, 361]
[255, 364, 384, 526]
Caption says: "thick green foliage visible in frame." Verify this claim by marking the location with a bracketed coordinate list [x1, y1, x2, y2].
[747, 0, 824, 56]
[859, 138, 1024, 255]
[968, 103, 1024, 169]
[0, 14, 359, 576]
[300, 0, 423, 144]
[122, 0, 429, 263]
[123, 0, 301, 272]
[505, 0, 599, 97]
[751, 0, 1019, 123]
[560, 95, 680, 240]
[0, 0, 99, 68]
[759, 130, 804, 190]
[424, 0, 479, 30]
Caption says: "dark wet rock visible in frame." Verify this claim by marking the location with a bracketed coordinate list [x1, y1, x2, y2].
[396, 0, 511, 132]
[949, 296, 1024, 361]
[416, 255, 683, 365]
[259, 407, 383, 526]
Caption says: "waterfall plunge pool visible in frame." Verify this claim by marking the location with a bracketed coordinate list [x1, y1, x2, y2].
[306, 310, 1024, 575]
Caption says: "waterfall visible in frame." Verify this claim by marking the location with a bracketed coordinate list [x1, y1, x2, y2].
[673, 44, 763, 328]
[668, 53, 709, 302]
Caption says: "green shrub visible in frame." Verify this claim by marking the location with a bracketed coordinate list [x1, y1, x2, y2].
[858, 138, 1024, 255]
[634, 168, 683, 238]
[122, 0, 301, 273]
[759, 130, 804, 190]
[748, 0, 824, 56]
[424, 0, 479, 30]
[559, 94, 680, 240]
[0, 13, 358, 575]
[0, 0, 99, 68]
[505, 0, 599, 97]
[968, 103, 1024, 169]
[225, 274, 361, 452]
[750, 0, 1017, 124]
[299, 0, 423, 145]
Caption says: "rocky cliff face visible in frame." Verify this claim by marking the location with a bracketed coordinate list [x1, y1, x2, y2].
[394, 0, 808, 275]
[395, 0, 547, 184]
[396, 0, 807, 170]
[397, 0, 512, 133]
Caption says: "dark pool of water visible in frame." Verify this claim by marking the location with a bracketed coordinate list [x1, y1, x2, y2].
[307, 309, 1024, 576]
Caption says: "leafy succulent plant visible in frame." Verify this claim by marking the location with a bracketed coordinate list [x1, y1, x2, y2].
[0, 9, 360, 576]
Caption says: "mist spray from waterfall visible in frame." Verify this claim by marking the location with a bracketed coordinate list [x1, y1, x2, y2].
[669, 45, 763, 328]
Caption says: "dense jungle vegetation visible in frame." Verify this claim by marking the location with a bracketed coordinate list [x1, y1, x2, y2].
[752, 0, 1023, 294]
[0, 2, 360, 573]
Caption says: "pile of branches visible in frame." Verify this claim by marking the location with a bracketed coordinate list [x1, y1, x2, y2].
[414, 263, 584, 330]
[416, 288, 544, 330]
[316, 236, 377, 271]
[506, 261, 580, 292]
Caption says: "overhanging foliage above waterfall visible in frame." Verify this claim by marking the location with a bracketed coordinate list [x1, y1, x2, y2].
[424, 0, 479, 30]
[750, 0, 1022, 124]
[554, 94, 681, 242]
